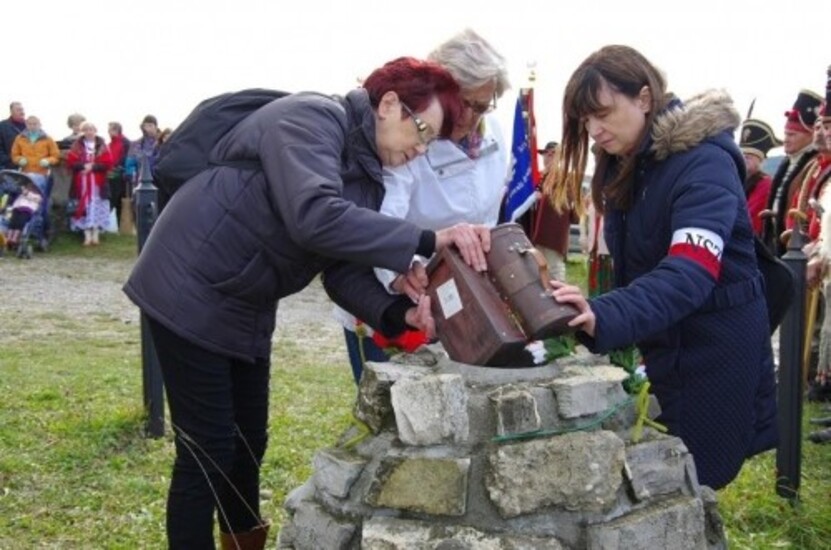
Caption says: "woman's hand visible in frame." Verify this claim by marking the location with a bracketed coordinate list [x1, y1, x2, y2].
[550, 280, 596, 337]
[392, 262, 428, 303]
[404, 295, 435, 340]
[434, 223, 491, 272]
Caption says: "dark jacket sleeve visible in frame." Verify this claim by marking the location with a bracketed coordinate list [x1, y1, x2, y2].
[589, 152, 740, 353]
[252, 97, 429, 274]
[0, 123, 15, 168]
[322, 261, 413, 337]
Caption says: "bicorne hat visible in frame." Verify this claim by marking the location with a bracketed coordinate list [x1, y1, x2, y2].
[740, 119, 782, 159]
[537, 141, 558, 155]
[784, 89, 823, 133]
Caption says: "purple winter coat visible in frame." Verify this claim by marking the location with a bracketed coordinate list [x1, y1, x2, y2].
[124, 89, 433, 362]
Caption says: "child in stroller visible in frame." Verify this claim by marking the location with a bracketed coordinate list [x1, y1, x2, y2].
[0, 170, 51, 259]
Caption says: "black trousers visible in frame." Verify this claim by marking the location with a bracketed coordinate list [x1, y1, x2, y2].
[109, 175, 125, 225]
[148, 318, 269, 549]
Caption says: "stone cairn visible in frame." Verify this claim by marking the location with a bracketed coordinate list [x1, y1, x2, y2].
[277, 346, 727, 549]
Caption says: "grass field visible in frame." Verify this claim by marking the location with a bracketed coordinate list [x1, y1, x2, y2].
[1, 235, 830, 548]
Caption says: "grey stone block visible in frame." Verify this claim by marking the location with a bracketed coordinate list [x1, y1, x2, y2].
[489, 386, 541, 437]
[312, 447, 368, 499]
[353, 361, 432, 434]
[700, 486, 727, 549]
[391, 374, 469, 446]
[283, 479, 315, 513]
[362, 516, 565, 549]
[549, 366, 629, 419]
[486, 431, 625, 517]
[366, 455, 470, 516]
[586, 496, 706, 549]
[283, 502, 357, 550]
[624, 436, 690, 501]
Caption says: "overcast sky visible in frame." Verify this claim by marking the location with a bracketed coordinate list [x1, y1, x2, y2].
[6, 0, 827, 154]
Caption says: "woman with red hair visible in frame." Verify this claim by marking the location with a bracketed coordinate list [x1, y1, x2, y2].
[124, 56, 490, 549]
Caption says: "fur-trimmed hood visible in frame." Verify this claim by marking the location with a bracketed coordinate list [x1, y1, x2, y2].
[650, 89, 741, 161]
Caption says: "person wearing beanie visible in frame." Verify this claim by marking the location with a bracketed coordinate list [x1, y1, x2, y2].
[739, 119, 782, 236]
[0, 102, 26, 169]
[10, 116, 60, 176]
[761, 89, 823, 255]
[124, 114, 160, 183]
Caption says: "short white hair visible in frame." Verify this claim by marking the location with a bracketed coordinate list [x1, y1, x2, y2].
[428, 29, 510, 97]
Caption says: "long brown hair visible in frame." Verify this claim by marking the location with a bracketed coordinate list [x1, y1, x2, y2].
[554, 45, 668, 213]
[540, 145, 583, 216]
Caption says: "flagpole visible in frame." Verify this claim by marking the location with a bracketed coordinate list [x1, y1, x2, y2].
[525, 61, 540, 187]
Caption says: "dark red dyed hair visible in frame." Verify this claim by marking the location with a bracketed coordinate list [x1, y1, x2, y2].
[363, 56, 462, 138]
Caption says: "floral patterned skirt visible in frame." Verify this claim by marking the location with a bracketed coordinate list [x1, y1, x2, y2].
[70, 183, 111, 231]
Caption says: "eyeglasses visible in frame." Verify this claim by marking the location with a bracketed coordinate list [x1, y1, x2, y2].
[462, 93, 497, 115]
[400, 102, 436, 145]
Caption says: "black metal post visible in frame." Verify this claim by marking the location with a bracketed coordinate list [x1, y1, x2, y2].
[776, 224, 807, 500]
[135, 156, 165, 438]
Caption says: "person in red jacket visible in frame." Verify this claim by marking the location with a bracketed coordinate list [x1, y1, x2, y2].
[66, 122, 113, 246]
[106, 121, 131, 229]
[739, 119, 781, 236]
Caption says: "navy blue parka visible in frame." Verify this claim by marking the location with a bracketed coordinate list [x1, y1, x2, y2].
[582, 91, 778, 489]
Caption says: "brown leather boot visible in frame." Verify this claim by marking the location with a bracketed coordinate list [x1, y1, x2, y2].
[219, 523, 270, 550]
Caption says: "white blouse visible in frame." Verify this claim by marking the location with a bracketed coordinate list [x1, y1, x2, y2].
[374, 113, 508, 290]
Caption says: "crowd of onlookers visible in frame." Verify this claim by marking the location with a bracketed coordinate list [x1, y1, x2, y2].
[0, 101, 170, 250]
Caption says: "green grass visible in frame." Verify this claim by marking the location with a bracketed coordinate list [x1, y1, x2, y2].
[719, 423, 831, 549]
[0, 243, 829, 548]
[0, 305, 355, 548]
[46, 228, 139, 261]
[566, 255, 589, 292]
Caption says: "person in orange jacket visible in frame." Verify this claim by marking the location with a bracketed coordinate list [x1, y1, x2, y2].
[10, 116, 60, 176]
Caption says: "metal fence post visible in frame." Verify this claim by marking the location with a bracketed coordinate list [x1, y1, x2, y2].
[135, 155, 165, 438]
[776, 222, 807, 500]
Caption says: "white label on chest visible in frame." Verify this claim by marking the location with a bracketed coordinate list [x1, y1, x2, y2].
[436, 278, 463, 319]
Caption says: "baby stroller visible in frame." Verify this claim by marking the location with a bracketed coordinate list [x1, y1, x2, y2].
[0, 170, 52, 259]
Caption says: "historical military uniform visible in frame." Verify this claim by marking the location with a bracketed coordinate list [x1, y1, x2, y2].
[739, 119, 781, 236]
[761, 90, 823, 256]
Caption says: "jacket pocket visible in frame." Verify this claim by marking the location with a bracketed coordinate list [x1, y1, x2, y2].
[210, 251, 278, 305]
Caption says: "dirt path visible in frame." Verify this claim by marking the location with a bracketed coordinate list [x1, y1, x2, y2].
[0, 254, 342, 350]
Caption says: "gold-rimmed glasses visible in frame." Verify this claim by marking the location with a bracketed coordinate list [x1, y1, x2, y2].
[400, 101, 436, 145]
[462, 92, 497, 115]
